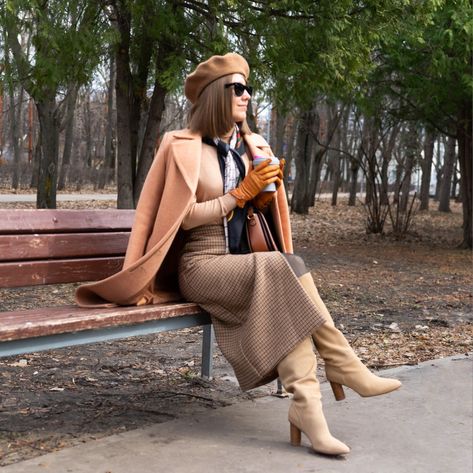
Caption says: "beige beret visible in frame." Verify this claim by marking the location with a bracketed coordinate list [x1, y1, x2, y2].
[185, 53, 250, 104]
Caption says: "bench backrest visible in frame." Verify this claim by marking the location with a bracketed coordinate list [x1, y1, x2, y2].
[0, 209, 135, 288]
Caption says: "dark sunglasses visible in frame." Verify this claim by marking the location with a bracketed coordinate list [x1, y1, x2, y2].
[225, 82, 253, 97]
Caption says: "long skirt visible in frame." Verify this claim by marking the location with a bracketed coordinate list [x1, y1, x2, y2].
[178, 225, 325, 391]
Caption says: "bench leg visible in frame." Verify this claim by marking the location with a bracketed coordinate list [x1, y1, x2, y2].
[276, 378, 284, 395]
[201, 324, 214, 379]
[272, 378, 289, 398]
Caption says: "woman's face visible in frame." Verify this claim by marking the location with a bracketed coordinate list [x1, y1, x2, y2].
[229, 73, 251, 123]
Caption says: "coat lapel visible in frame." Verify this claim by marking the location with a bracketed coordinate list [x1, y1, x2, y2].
[170, 130, 202, 194]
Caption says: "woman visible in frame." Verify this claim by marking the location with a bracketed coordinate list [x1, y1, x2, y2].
[76, 53, 401, 457]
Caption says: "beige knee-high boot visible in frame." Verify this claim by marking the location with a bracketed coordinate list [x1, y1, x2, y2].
[299, 272, 401, 401]
[277, 337, 350, 455]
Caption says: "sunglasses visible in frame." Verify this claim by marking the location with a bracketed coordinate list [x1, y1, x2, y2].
[225, 82, 253, 97]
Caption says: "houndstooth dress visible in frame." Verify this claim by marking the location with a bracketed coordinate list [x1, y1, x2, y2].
[178, 226, 326, 391]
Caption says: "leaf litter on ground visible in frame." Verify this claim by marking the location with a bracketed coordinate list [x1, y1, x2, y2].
[0, 194, 471, 466]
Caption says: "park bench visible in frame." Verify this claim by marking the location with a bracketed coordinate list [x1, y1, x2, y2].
[0, 209, 214, 378]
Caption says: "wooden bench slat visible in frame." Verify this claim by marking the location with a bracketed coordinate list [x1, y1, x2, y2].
[0, 303, 206, 341]
[0, 257, 124, 287]
[0, 209, 135, 234]
[0, 232, 129, 262]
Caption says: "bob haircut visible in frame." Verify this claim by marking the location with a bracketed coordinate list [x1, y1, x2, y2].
[188, 75, 251, 138]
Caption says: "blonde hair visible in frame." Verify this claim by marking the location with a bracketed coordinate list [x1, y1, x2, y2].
[188, 75, 251, 138]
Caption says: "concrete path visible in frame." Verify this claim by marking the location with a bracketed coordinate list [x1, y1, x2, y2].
[0, 192, 351, 203]
[0, 194, 117, 203]
[2, 355, 471, 473]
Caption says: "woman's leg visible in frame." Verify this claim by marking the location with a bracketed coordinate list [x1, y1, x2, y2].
[277, 337, 350, 455]
[298, 271, 402, 400]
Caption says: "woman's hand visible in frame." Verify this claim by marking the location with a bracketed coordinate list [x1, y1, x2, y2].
[252, 191, 274, 210]
[252, 159, 286, 210]
[229, 159, 280, 208]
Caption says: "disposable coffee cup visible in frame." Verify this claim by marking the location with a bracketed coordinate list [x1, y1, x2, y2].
[253, 155, 280, 192]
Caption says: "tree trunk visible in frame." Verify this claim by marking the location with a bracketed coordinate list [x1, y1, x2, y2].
[291, 111, 314, 214]
[330, 119, 342, 206]
[457, 102, 472, 248]
[84, 91, 93, 168]
[8, 84, 21, 189]
[284, 115, 297, 180]
[308, 148, 324, 205]
[57, 85, 79, 190]
[133, 79, 166, 204]
[379, 156, 389, 205]
[98, 51, 116, 190]
[363, 118, 378, 207]
[380, 124, 400, 205]
[399, 127, 418, 212]
[348, 158, 359, 206]
[30, 133, 40, 189]
[36, 97, 59, 208]
[283, 115, 297, 200]
[331, 155, 341, 206]
[420, 129, 435, 210]
[274, 108, 287, 159]
[72, 129, 83, 191]
[399, 153, 414, 212]
[247, 99, 259, 133]
[364, 160, 374, 206]
[434, 167, 443, 200]
[269, 105, 277, 150]
[434, 136, 444, 200]
[339, 107, 353, 195]
[114, 8, 134, 208]
[393, 162, 403, 204]
[451, 159, 459, 199]
[438, 135, 456, 212]
[309, 102, 340, 206]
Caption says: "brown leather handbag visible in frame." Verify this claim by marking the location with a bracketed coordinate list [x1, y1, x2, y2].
[246, 206, 278, 252]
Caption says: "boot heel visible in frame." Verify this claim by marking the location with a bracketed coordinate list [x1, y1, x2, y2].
[290, 422, 301, 446]
[330, 381, 346, 401]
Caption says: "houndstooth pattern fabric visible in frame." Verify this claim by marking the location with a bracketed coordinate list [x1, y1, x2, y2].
[178, 225, 325, 391]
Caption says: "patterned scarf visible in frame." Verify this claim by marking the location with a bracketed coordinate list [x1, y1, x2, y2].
[203, 125, 248, 254]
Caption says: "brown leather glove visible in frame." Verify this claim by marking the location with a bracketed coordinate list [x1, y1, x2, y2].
[253, 191, 274, 210]
[229, 159, 280, 208]
[252, 159, 286, 210]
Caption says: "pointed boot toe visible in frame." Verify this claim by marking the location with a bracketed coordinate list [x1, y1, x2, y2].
[327, 364, 402, 399]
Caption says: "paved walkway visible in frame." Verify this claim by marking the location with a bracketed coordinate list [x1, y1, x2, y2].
[2, 355, 472, 473]
[0, 192, 354, 203]
[0, 193, 117, 203]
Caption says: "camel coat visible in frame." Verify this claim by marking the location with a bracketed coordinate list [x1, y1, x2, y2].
[75, 129, 293, 307]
